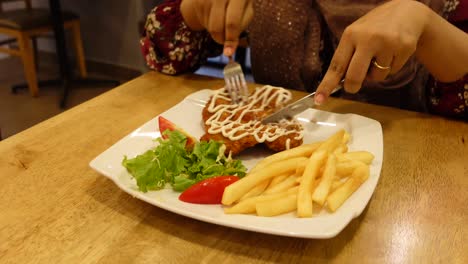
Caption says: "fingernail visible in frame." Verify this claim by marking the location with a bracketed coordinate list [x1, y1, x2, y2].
[224, 46, 234, 57]
[314, 93, 325, 105]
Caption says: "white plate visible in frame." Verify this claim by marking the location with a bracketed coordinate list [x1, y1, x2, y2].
[90, 89, 383, 239]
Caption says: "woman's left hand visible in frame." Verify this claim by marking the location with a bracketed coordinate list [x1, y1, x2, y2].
[314, 0, 432, 104]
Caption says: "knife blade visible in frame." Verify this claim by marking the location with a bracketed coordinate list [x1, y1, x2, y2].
[261, 93, 316, 124]
[261, 84, 343, 124]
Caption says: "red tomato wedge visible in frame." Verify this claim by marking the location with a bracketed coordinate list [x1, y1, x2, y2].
[179, 176, 239, 204]
[158, 116, 197, 149]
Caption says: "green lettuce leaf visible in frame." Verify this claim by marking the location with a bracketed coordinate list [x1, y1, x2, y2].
[173, 174, 196, 192]
[122, 150, 165, 192]
[153, 130, 189, 183]
[122, 130, 246, 192]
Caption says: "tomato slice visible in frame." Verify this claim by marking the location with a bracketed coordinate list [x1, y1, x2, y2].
[179, 176, 239, 204]
[158, 116, 197, 150]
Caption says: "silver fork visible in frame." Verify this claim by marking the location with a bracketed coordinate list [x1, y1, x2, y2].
[223, 56, 249, 104]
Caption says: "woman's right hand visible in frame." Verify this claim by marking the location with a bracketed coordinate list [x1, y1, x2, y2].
[181, 0, 253, 57]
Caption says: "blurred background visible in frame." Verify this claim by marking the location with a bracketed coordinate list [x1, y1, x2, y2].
[0, 0, 251, 139]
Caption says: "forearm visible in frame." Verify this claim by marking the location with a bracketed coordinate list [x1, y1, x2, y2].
[416, 5, 468, 82]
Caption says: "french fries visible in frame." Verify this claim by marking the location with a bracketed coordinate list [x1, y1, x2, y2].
[240, 179, 271, 200]
[316, 129, 345, 153]
[266, 174, 289, 189]
[297, 150, 327, 217]
[225, 187, 298, 214]
[337, 151, 374, 165]
[312, 154, 337, 206]
[333, 144, 348, 154]
[330, 179, 346, 193]
[342, 131, 351, 144]
[263, 174, 297, 195]
[250, 142, 321, 173]
[256, 193, 298, 217]
[327, 165, 369, 212]
[222, 129, 373, 217]
[222, 157, 308, 205]
[335, 159, 366, 178]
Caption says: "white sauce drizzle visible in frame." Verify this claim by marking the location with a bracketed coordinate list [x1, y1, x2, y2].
[205, 86, 304, 143]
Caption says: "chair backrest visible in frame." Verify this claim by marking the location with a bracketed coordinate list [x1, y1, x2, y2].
[0, 0, 32, 12]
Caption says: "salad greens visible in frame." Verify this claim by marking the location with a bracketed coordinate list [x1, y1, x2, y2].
[122, 130, 246, 192]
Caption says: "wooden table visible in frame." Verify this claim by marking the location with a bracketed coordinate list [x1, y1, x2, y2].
[1, 72, 466, 263]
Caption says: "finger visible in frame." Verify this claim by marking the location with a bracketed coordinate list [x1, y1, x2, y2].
[314, 36, 354, 105]
[241, 0, 253, 30]
[390, 55, 412, 75]
[390, 36, 417, 74]
[208, 0, 228, 44]
[199, 0, 212, 29]
[390, 49, 414, 75]
[224, 0, 248, 56]
[229, 1, 253, 56]
[367, 54, 393, 81]
[344, 47, 373, 93]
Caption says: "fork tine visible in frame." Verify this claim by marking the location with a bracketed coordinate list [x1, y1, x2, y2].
[239, 74, 248, 103]
[233, 76, 242, 103]
[223, 57, 249, 104]
[233, 75, 241, 95]
[226, 77, 238, 103]
[236, 73, 247, 103]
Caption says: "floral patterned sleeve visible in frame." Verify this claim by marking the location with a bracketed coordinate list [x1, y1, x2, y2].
[427, 0, 468, 120]
[139, 0, 222, 75]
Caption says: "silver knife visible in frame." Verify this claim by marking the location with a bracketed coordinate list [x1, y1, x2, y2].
[262, 84, 343, 124]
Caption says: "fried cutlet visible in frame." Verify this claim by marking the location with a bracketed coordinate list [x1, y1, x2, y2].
[200, 85, 304, 155]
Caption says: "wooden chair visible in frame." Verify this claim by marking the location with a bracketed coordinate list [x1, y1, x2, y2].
[0, 0, 87, 97]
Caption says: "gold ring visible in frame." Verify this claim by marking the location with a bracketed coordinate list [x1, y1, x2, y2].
[372, 59, 391, 70]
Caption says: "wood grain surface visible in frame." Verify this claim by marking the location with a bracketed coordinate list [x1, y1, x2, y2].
[0, 72, 466, 263]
